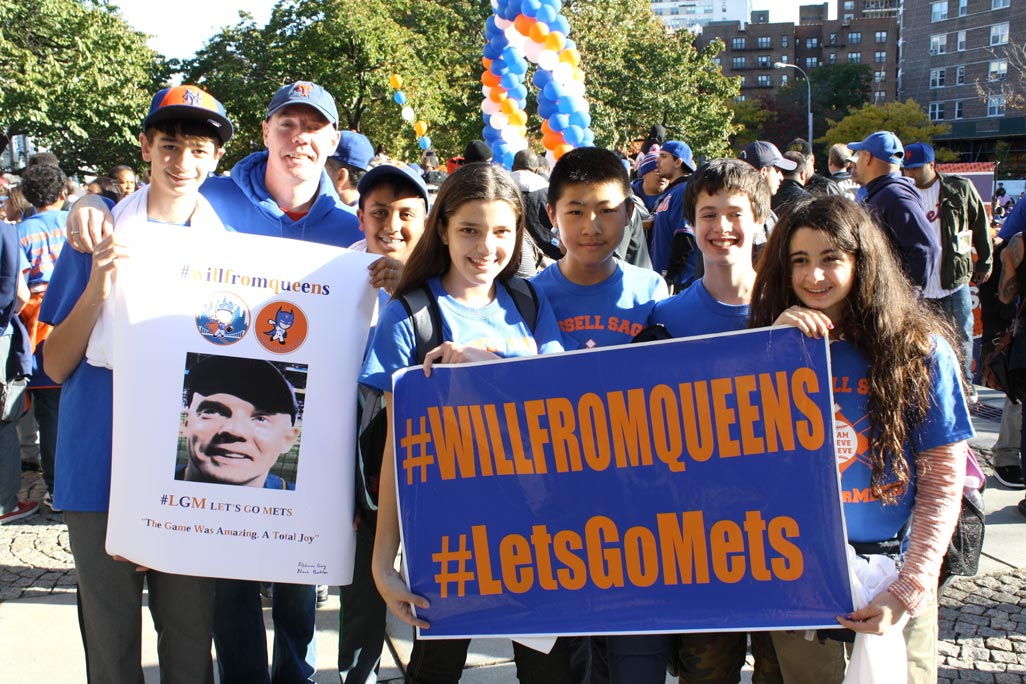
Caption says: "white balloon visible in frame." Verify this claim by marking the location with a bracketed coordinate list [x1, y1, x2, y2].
[563, 79, 586, 97]
[490, 112, 509, 129]
[504, 25, 527, 48]
[537, 50, 559, 72]
[524, 39, 544, 62]
[545, 149, 557, 171]
[481, 99, 501, 115]
[482, 84, 491, 98]
[401, 106, 416, 122]
[500, 126, 521, 144]
[553, 61, 575, 85]
[508, 137, 529, 153]
[495, 16, 512, 29]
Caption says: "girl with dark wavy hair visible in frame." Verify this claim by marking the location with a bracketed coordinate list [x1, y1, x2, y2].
[360, 162, 569, 682]
[749, 196, 972, 683]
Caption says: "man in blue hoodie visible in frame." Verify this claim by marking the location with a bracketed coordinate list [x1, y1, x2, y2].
[849, 130, 941, 292]
[64, 81, 362, 684]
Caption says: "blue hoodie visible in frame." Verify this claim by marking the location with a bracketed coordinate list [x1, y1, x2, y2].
[862, 172, 940, 291]
[200, 150, 362, 247]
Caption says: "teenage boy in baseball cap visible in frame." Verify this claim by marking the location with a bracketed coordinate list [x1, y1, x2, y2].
[738, 140, 797, 196]
[41, 84, 232, 684]
[328, 131, 375, 207]
[651, 140, 698, 289]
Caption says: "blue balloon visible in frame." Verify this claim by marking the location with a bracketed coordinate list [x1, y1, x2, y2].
[564, 38, 576, 51]
[499, 72, 520, 90]
[484, 126, 501, 143]
[482, 113, 491, 127]
[521, 0, 542, 18]
[501, 46, 522, 64]
[493, 141, 510, 159]
[500, 151, 515, 169]
[507, 57, 528, 75]
[553, 15, 571, 36]
[507, 0, 524, 18]
[569, 110, 591, 128]
[508, 84, 528, 101]
[491, 57, 509, 75]
[532, 69, 552, 89]
[536, 4, 557, 24]
[418, 136, 432, 150]
[543, 80, 566, 102]
[393, 91, 407, 105]
[563, 125, 584, 146]
[550, 113, 571, 132]
[486, 15, 500, 36]
[556, 97, 575, 115]
[483, 42, 502, 60]
[538, 99, 557, 119]
[582, 129, 595, 146]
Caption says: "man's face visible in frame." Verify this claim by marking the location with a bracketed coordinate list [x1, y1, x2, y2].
[113, 168, 137, 196]
[760, 165, 783, 195]
[140, 132, 223, 200]
[850, 150, 873, 186]
[262, 104, 340, 186]
[357, 184, 427, 261]
[901, 163, 935, 188]
[184, 392, 298, 487]
[656, 150, 681, 180]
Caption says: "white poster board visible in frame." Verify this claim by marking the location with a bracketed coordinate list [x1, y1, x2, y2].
[105, 225, 377, 585]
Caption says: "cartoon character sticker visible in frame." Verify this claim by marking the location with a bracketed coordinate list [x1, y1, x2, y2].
[256, 301, 309, 354]
[195, 293, 250, 346]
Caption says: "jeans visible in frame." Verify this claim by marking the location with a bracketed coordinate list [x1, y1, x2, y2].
[338, 518, 385, 683]
[994, 398, 1022, 468]
[605, 634, 673, 683]
[405, 636, 576, 684]
[214, 579, 317, 684]
[929, 285, 974, 385]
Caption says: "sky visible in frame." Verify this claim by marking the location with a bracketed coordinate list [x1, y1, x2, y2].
[111, 0, 808, 62]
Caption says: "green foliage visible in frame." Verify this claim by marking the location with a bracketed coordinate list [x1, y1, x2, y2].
[819, 99, 951, 149]
[183, 0, 738, 165]
[0, 0, 167, 174]
[728, 96, 776, 150]
[779, 63, 873, 135]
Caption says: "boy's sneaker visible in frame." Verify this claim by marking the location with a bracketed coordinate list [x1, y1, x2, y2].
[995, 465, 1026, 489]
[43, 492, 61, 512]
[0, 500, 39, 524]
[316, 584, 329, 605]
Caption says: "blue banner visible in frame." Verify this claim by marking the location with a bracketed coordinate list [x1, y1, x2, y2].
[392, 326, 853, 638]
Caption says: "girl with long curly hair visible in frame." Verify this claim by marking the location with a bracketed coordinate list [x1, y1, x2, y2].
[748, 196, 972, 683]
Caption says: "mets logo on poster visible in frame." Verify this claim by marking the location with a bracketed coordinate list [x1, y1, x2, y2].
[195, 292, 250, 346]
[256, 301, 309, 354]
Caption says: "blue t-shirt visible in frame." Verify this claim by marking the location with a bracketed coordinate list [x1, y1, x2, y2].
[649, 179, 698, 286]
[831, 336, 974, 543]
[18, 209, 68, 288]
[39, 246, 111, 511]
[649, 279, 749, 338]
[630, 178, 660, 213]
[531, 260, 667, 350]
[360, 277, 565, 392]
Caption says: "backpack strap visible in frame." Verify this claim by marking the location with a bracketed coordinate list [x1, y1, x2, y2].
[502, 276, 539, 332]
[399, 285, 444, 364]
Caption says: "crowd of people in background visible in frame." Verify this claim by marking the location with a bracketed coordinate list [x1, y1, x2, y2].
[0, 77, 1015, 684]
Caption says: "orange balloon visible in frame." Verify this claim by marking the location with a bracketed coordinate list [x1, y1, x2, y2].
[559, 48, 581, 66]
[414, 120, 428, 137]
[544, 32, 565, 52]
[529, 22, 550, 43]
[543, 130, 564, 150]
[482, 71, 501, 87]
[488, 87, 508, 103]
[553, 143, 574, 159]
[482, 57, 492, 70]
[540, 119, 553, 135]
[513, 13, 535, 35]
[500, 98, 518, 115]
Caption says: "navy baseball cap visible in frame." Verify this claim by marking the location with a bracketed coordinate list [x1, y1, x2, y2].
[848, 131, 904, 165]
[143, 85, 234, 145]
[661, 140, 696, 171]
[739, 141, 797, 171]
[331, 131, 374, 171]
[902, 142, 935, 169]
[357, 163, 429, 209]
[266, 81, 338, 127]
[186, 355, 297, 424]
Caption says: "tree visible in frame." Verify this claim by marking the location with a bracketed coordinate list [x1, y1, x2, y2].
[771, 63, 872, 158]
[819, 100, 950, 150]
[0, 0, 168, 174]
[728, 95, 777, 150]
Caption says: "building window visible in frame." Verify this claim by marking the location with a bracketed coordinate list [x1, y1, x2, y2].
[781, 35, 789, 47]
[848, 31, 862, 44]
[960, 0, 969, 14]
[875, 50, 887, 62]
[930, 34, 947, 54]
[956, 64, 965, 84]
[929, 102, 945, 120]
[991, 22, 1009, 46]
[758, 36, 772, 48]
[930, 67, 946, 87]
[713, 57, 721, 65]
[844, 13, 855, 20]
[988, 95, 1006, 116]
[955, 100, 964, 119]
[806, 37, 820, 48]
[757, 74, 771, 86]
[829, 52, 838, 64]
[780, 54, 789, 63]
[844, 0, 854, 8]
[781, 74, 790, 85]
[993, 0, 1010, 8]
[931, 1, 948, 21]
[990, 59, 1008, 79]
[957, 30, 966, 50]
[875, 31, 888, 43]
[732, 56, 746, 68]
[732, 37, 746, 49]
[828, 32, 838, 45]
[740, 75, 747, 86]
[849, 52, 863, 63]
[758, 55, 771, 67]
[874, 70, 886, 82]
[806, 56, 820, 68]
[875, 91, 886, 103]
[736, 94, 746, 102]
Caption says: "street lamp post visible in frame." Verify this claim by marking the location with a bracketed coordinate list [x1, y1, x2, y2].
[774, 62, 813, 146]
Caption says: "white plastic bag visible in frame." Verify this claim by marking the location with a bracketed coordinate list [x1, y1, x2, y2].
[843, 546, 909, 684]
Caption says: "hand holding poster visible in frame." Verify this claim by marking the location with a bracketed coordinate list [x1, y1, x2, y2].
[105, 225, 377, 585]
[392, 327, 853, 638]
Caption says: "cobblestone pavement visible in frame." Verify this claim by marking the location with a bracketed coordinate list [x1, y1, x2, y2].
[5, 462, 1026, 682]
